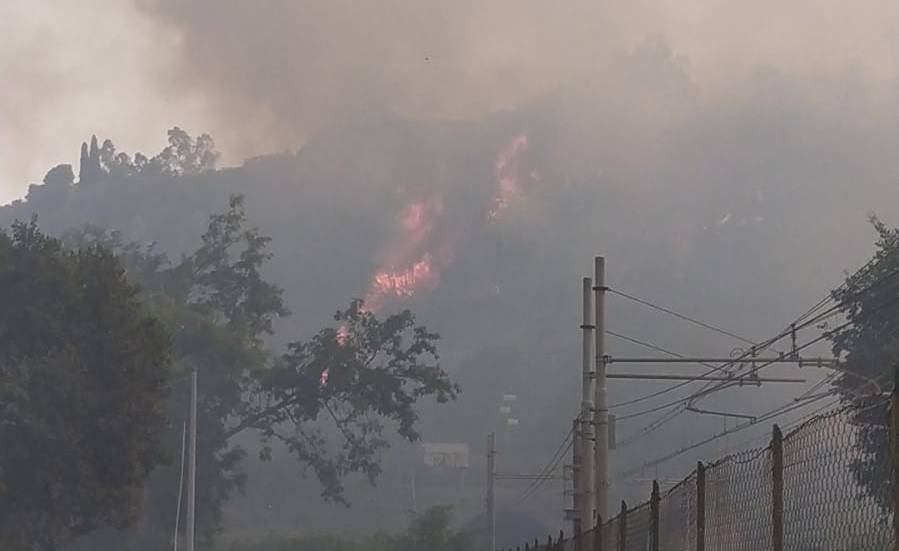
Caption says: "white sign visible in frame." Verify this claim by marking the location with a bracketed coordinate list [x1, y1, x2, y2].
[507, 418, 520, 426]
[502, 394, 518, 402]
[422, 443, 470, 469]
[499, 405, 512, 414]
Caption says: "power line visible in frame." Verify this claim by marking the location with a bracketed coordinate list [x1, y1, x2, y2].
[610, 304, 821, 421]
[619, 390, 842, 477]
[606, 330, 720, 409]
[608, 255, 899, 468]
[616, 404, 686, 448]
[518, 438, 572, 503]
[613, 287, 899, 443]
[618, 290, 899, 476]
[607, 287, 771, 349]
[517, 422, 575, 503]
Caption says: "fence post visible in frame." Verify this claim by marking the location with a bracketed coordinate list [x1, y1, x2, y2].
[594, 515, 603, 551]
[650, 480, 660, 551]
[696, 462, 705, 551]
[574, 523, 582, 551]
[771, 425, 784, 551]
[891, 365, 899, 551]
[618, 501, 627, 551]
[558, 530, 565, 551]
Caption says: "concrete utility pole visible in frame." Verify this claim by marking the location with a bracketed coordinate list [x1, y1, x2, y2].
[487, 432, 496, 551]
[593, 257, 610, 525]
[571, 418, 581, 537]
[186, 369, 198, 551]
[579, 277, 596, 532]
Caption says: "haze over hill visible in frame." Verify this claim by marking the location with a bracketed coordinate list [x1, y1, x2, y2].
[4, 42, 899, 533]
[3, 0, 899, 543]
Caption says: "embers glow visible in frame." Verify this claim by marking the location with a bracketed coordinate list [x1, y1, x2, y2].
[365, 254, 436, 313]
[361, 197, 443, 313]
[372, 256, 434, 298]
[489, 133, 540, 220]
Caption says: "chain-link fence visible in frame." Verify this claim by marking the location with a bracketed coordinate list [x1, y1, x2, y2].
[503, 398, 896, 551]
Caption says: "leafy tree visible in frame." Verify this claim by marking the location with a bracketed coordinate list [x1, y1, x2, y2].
[828, 215, 899, 512]
[74, 128, 219, 189]
[42, 164, 75, 189]
[65, 195, 458, 549]
[189, 194, 290, 340]
[222, 506, 473, 551]
[0, 220, 171, 551]
[147, 127, 220, 176]
[238, 300, 457, 501]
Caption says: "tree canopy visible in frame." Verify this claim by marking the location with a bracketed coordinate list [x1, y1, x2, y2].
[0, 220, 171, 551]
[63, 194, 459, 549]
[828, 215, 899, 511]
[224, 505, 473, 551]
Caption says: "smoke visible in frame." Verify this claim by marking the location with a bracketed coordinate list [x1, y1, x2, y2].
[136, 0, 897, 160]
[0, 0, 212, 203]
[2, 1, 895, 201]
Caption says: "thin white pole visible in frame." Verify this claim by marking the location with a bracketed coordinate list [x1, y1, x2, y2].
[186, 370, 197, 551]
[580, 277, 596, 531]
[173, 422, 187, 551]
[594, 257, 610, 524]
[487, 432, 496, 551]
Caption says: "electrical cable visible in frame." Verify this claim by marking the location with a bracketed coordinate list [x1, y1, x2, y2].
[613, 286, 899, 444]
[517, 422, 576, 503]
[607, 286, 778, 351]
[618, 289, 899, 476]
[606, 330, 720, 409]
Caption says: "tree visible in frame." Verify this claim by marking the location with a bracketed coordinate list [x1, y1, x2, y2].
[828, 215, 899, 512]
[189, 194, 290, 340]
[239, 300, 457, 501]
[65, 195, 458, 549]
[42, 164, 74, 189]
[0, 220, 171, 551]
[223, 505, 473, 551]
[147, 127, 220, 176]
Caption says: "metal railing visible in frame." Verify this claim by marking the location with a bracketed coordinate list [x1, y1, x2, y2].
[503, 394, 897, 551]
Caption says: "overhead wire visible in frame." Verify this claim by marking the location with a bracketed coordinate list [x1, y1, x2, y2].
[606, 330, 720, 409]
[611, 271, 899, 447]
[617, 289, 899, 476]
[517, 421, 576, 503]
[607, 286, 782, 353]
[612, 255, 899, 416]
[618, 270, 899, 423]
[619, 389, 842, 477]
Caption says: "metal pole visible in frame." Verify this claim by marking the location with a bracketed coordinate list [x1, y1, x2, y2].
[696, 462, 705, 551]
[650, 480, 660, 551]
[487, 432, 496, 551]
[572, 418, 582, 541]
[172, 422, 187, 551]
[581, 277, 596, 532]
[411, 467, 418, 514]
[594, 515, 603, 551]
[618, 501, 627, 551]
[891, 365, 899, 551]
[186, 370, 197, 551]
[594, 257, 610, 524]
[771, 425, 784, 551]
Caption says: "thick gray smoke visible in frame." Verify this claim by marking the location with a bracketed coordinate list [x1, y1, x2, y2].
[135, 0, 897, 159]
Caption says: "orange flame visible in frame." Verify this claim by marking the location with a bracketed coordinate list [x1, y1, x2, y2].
[332, 131, 540, 365]
[359, 198, 444, 314]
[489, 133, 540, 220]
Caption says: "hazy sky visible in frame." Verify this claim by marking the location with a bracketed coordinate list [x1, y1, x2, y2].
[1, 0, 896, 203]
